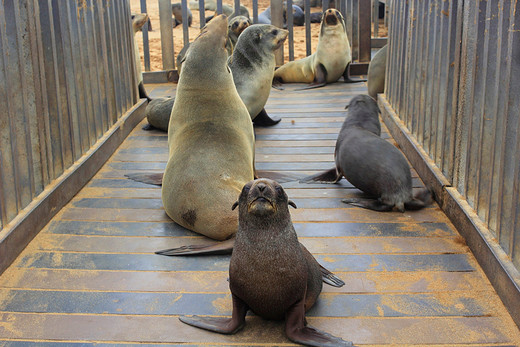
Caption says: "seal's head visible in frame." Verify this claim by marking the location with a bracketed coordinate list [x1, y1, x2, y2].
[342, 94, 381, 135]
[132, 13, 149, 33]
[232, 179, 296, 217]
[239, 25, 288, 54]
[320, 9, 345, 32]
[229, 16, 252, 37]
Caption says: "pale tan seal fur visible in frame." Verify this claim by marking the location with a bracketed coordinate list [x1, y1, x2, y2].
[162, 15, 255, 241]
[273, 9, 351, 86]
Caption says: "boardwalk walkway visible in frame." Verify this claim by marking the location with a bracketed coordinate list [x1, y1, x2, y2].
[0, 82, 518, 345]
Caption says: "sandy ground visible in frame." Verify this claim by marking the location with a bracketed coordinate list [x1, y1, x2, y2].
[130, 0, 387, 71]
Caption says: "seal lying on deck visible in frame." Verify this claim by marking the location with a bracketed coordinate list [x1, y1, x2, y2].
[301, 94, 432, 212]
[172, 3, 193, 27]
[144, 23, 287, 131]
[273, 9, 364, 89]
[175, 179, 352, 347]
[162, 14, 255, 241]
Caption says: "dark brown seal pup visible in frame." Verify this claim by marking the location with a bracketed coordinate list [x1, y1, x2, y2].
[301, 95, 432, 212]
[177, 179, 351, 347]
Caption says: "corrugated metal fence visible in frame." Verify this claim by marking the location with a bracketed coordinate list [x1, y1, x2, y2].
[384, 0, 519, 270]
[137, 0, 383, 72]
[0, 0, 138, 230]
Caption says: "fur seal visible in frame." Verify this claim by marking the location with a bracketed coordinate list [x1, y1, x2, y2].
[206, 4, 250, 22]
[227, 16, 252, 53]
[162, 14, 255, 240]
[177, 179, 352, 347]
[367, 45, 387, 99]
[131, 13, 151, 101]
[144, 97, 175, 131]
[301, 95, 432, 212]
[258, 5, 304, 27]
[188, 0, 216, 11]
[172, 3, 193, 27]
[147, 23, 287, 131]
[229, 24, 288, 126]
[273, 9, 364, 89]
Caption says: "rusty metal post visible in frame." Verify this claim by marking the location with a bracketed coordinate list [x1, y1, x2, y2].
[271, 0, 284, 65]
[158, 0, 175, 69]
[357, 0, 371, 62]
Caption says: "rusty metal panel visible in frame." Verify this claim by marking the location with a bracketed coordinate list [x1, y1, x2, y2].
[0, 0, 139, 232]
[384, 0, 520, 291]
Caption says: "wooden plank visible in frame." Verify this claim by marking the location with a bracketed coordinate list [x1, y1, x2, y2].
[44, 220, 457, 238]
[14, 252, 475, 272]
[0, 313, 515, 344]
[0, 289, 495, 317]
[0, 268, 492, 293]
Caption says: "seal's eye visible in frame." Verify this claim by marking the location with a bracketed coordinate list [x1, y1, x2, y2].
[232, 22, 238, 29]
[275, 185, 284, 196]
[272, 29, 278, 36]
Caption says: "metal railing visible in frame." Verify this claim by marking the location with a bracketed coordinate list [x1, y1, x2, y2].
[384, 0, 520, 273]
[0, 0, 138, 230]
[135, 0, 386, 73]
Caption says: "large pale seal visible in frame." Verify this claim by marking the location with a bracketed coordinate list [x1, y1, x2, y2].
[273, 9, 363, 89]
[301, 95, 432, 212]
[162, 15, 255, 240]
[178, 179, 351, 347]
[367, 44, 387, 99]
[229, 24, 288, 126]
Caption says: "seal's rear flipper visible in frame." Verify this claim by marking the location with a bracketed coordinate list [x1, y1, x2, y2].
[342, 63, 367, 83]
[138, 81, 152, 101]
[319, 264, 345, 287]
[404, 188, 433, 210]
[296, 63, 327, 90]
[253, 109, 281, 126]
[179, 294, 247, 333]
[156, 238, 235, 256]
[286, 299, 353, 347]
[342, 197, 394, 212]
[125, 172, 164, 186]
[300, 168, 341, 183]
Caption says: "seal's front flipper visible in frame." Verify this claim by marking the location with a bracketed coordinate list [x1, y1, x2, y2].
[156, 238, 235, 256]
[285, 298, 352, 347]
[342, 197, 394, 212]
[300, 168, 341, 184]
[253, 109, 281, 126]
[319, 264, 345, 288]
[296, 63, 327, 90]
[125, 172, 164, 186]
[272, 77, 285, 90]
[138, 81, 152, 101]
[142, 123, 157, 131]
[180, 294, 248, 334]
[343, 63, 367, 83]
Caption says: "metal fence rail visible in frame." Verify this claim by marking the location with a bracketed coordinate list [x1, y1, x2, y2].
[0, 0, 138, 230]
[136, 0, 385, 72]
[384, 0, 520, 271]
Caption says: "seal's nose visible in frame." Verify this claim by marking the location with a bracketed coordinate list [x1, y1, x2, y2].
[257, 183, 267, 192]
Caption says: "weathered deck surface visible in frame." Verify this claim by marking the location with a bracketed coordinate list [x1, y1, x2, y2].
[0, 82, 518, 346]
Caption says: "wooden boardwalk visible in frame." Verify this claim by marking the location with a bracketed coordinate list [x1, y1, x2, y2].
[0, 82, 518, 346]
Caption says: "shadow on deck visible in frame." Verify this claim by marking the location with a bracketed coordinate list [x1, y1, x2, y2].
[0, 82, 518, 345]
